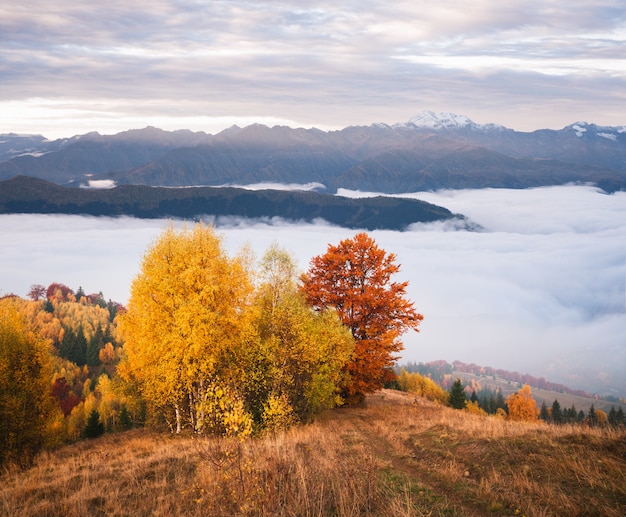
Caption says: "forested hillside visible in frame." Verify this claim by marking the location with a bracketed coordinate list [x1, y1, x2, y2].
[0, 176, 459, 230]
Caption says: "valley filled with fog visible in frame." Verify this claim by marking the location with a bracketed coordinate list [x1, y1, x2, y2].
[1, 185, 624, 396]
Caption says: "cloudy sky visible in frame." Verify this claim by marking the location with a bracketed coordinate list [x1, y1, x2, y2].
[1, 185, 624, 396]
[2, 1, 625, 138]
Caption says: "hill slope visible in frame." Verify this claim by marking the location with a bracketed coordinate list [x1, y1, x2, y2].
[0, 176, 459, 230]
[1, 390, 624, 516]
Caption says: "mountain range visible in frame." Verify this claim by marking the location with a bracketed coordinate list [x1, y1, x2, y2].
[1, 111, 625, 193]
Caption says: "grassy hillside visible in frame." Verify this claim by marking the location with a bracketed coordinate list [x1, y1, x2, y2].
[2, 390, 624, 516]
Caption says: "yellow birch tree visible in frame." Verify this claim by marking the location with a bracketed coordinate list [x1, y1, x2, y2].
[118, 224, 257, 434]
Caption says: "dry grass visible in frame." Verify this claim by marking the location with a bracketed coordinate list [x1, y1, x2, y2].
[1, 389, 625, 516]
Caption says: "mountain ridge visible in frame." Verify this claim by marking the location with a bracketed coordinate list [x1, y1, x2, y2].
[0, 175, 461, 230]
[1, 112, 625, 193]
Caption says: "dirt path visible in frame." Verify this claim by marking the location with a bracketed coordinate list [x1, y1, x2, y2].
[328, 392, 491, 516]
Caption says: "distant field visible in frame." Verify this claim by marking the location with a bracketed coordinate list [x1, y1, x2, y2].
[2, 390, 624, 516]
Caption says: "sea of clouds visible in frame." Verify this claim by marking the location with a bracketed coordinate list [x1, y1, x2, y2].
[1, 185, 624, 396]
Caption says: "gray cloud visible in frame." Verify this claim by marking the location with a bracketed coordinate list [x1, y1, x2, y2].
[1, 186, 624, 395]
[1, 1, 625, 137]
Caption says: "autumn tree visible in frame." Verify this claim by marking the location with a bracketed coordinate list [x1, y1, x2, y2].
[119, 224, 257, 435]
[0, 300, 55, 467]
[46, 283, 73, 302]
[301, 232, 423, 404]
[251, 244, 354, 428]
[506, 384, 539, 422]
[396, 368, 448, 404]
[28, 284, 46, 301]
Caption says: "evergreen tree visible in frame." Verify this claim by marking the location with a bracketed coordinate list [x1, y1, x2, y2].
[86, 326, 103, 366]
[495, 391, 506, 413]
[84, 409, 105, 438]
[118, 406, 132, 430]
[95, 292, 107, 308]
[608, 406, 617, 427]
[616, 407, 625, 426]
[551, 399, 563, 424]
[44, 299, 54, 313]
[588, 404, 597, 426]
[539, 402, 549, 421]
[59, 327, 75, 360]
[470, 391, 478, 404]
[59, 326, 87, 366]
[106, 300, 118, 321]
[566, 404, 578, 424]
[448, 378, 466, 409]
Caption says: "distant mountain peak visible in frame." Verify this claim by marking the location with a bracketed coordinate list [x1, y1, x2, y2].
[565, 121, 626, 139]
[402, 111, 506, 132]
[408, 110, 474, 129]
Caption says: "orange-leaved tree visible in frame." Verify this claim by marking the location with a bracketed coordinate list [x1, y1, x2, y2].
[300, 232, 423, 404]
[506, 384, 539, 422]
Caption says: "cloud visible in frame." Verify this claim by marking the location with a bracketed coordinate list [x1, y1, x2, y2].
[0, 185, 624, 395]
[1, 1, 625, 137]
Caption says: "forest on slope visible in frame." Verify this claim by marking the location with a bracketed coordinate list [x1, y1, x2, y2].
[0, 175, 460, 230]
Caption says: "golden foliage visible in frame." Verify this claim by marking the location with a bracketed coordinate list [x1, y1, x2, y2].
[397, 368, 448, 404]
[0, 299, 56, 467]
[464, 400, 487, 415]
[506, 384, 539, 422]
[119, 224, 256, 434]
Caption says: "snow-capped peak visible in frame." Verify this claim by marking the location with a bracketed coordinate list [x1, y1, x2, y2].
[408, 110, 474, 129]
[566, 121, 626, 140]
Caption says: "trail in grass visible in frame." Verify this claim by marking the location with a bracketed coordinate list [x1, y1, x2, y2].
[328, 392, 489, 516]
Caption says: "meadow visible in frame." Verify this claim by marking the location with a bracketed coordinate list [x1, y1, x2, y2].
[2, 389, 624, 516]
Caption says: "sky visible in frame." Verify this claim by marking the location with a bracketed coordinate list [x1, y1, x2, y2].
[1, 1, 626, 139]
[1, 185, 624, 396]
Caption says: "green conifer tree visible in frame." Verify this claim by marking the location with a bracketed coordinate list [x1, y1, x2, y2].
[84, 409, 105, 438]
[551, 399, 563, 424]
[118, 406, 132, 430]
[588, 404, 597, 426]
[448, 378, 466, 410]
[86, 326, 103, 366]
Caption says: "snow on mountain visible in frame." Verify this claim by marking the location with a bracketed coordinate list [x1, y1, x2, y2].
[408, 110, 473, 129]
[566, 122, 626, 140]
[402, 110, 506, 132]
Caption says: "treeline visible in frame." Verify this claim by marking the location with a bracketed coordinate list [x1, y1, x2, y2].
[395, 368, 626, 428]
[402, 360, 600, 399]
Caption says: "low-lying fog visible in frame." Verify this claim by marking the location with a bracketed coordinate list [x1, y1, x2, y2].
[1, 185, 624, 396]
